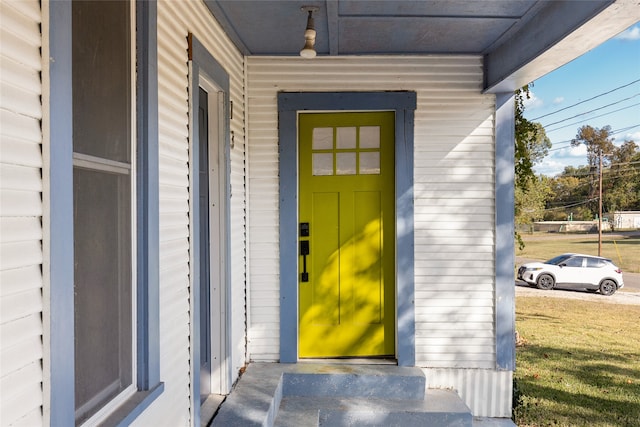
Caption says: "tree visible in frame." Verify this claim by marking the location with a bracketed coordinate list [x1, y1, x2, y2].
[571, 125, 615, 215]
[515, 175, 551, 230]
[525, 122, 552, 165]
[544, 166, 592, 221]
[515, 86, 551, 189]
[543, 138, 640, 221]
[632, 149, 640, 210]
[514, 86, 552, 245]
[571, 125, 615, 170]
[605, 140, 640, 213]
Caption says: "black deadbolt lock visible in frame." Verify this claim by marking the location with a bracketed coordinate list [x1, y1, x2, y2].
[300, 222, 310, 237]
[300, 240, 310, 255]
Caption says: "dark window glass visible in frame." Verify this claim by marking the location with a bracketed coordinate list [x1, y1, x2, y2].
[199, 88, 212, 402]
[72, 1, 132, 424]
[546, 254, 571, 265]
[72, 0, 130, 162]
[564, 257, 584, 268]
[73, 168, 132, 423]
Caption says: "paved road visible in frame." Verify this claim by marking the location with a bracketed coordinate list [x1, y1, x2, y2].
[515, 281, 640, 305]
[621, 270, 640, 291]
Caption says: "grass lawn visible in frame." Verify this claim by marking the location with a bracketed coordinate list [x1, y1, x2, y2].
[516, 233, 640, 273]
[514, 297, 640, 426]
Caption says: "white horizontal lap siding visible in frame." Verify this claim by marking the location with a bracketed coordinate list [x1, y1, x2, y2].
[245, 56, 495, 366]
[134, 1, 246, 425]
[245, 73, 281, 361]
[0, 1, 44, 426]
[415, 90, 496, 368]
[229, 65, 247, 373]
[153, 7, 191, 423]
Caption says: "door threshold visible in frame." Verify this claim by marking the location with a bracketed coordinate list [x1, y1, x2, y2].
[298, 358, 397, 365]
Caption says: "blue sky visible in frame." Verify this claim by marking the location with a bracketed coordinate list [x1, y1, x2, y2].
[523, 22, 640, 177]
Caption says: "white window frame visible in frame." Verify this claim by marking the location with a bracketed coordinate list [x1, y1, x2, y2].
[45, 1, 163, 425]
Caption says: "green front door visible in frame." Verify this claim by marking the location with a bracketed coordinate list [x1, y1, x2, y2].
[298, 112, 395, 358]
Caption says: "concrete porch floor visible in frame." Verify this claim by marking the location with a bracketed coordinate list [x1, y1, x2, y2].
[208, 362, 516, 427]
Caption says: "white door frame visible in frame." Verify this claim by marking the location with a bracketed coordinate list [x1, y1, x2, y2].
[187, 34, 233, 426]
[200, 76, 229, 395]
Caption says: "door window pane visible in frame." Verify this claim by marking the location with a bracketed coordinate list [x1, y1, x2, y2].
[360, 152, 380, 175]
[336, 152, 356, 175]
[313, 153, 333, 175]
[312, 127, 333, 150]
[359, 126, 380, 149]
[336, 127, 356, 149]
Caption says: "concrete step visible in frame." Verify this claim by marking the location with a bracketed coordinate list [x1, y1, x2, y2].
[275, 389, 473, 427]
[282, 363, 426, 400]
[211, 363, 473, 427]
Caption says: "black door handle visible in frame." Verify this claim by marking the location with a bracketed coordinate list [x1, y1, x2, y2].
[300, 240, 309, 282]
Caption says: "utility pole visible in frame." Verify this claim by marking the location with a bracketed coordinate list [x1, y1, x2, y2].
[598, 148, 603, 257]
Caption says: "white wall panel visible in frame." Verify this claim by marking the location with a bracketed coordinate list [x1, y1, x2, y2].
[0, 110, 42, 145]
[414, 104, 496, 368]
[133, 1, 246, 425]
[246, 56, 502, 415]
[137, 2, 190, 422]
[0, 1, 43, 425]
[246, 55, 495, 357]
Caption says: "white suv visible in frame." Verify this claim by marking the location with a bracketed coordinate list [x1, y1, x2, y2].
[517, 253, 624, 295]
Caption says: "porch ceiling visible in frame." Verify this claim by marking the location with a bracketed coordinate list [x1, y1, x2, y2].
[205, 0, 640, 92]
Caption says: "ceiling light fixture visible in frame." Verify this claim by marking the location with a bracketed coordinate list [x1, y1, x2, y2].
[300, 6, 319, 58]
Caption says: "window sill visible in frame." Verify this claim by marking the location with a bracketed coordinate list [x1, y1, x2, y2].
[100, 382, 164, 427]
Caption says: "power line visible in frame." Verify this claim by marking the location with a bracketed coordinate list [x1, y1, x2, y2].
[549, 162, 640, 177]
[530, 78, 640, 121]
[539, 161, 640, 179]
[541, 94, 640, 128]
[545, 103, 640, 133]
[610, 160, 640, 168]
[543, 172, 638, 187]
[555, 170, 596, 178]
[547, 124, 640, 152]
[611, 124, 640, 135]
[543, 198, 598, 211]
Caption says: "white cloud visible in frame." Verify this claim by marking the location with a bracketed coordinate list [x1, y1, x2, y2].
[547, 143, 587, 160]
[534, 159, 566, 176]
[624, 131, 640, 142]
[552, 97, 564, 105]
[533, 146, 589, 176]
[615, 25, 640, 41]
[523, 91, 544, 110]
[568, 143, 587, 157]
